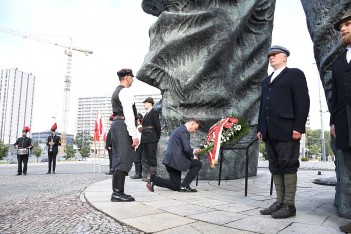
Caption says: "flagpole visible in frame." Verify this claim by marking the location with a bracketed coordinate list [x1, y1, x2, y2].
[94, 137, 96, 173]
[94, 110, 98, 173]
[98, 137, 101, 173]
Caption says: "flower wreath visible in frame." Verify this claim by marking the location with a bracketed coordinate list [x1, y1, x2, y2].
[198, 115, 249, 168]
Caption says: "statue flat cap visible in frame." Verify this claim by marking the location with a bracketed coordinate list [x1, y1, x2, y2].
[334, 8, 351, 31]
[268, 45, 290, 57]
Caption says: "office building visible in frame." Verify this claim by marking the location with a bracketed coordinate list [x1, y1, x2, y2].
[0, 68, 35, 145]
[76, 94, 162, 139]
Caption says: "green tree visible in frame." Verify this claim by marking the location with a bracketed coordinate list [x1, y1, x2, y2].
[324, 130, 333, 156]
[0, 140, 9, 160]
[33, 145, 42, 162]
[259, 141, 268, 160]
[75, 131, 92, 149]
[64, 145, 75, 160]
[79, 144, 91, 159]
[305, 129, 334, 159]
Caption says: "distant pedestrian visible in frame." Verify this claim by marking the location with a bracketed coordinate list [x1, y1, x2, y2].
[330, 8, 351, 233]
[46, 123, 61, 174]
[147, 118, 201, 193]
[257, 45, 310, 219]
[14, 126, 33, 175]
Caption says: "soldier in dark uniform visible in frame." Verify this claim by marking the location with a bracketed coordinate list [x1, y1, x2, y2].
[110, 68, 140, 202]
[105, 114, 114, 175]
[130, 113, 144, 179]
[141, 97, 161, 186]
[46, 123, 61, 174]
[14, 126, 33, 175]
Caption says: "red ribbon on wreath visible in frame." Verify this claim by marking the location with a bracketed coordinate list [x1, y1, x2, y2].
[206, 117, 238, 168]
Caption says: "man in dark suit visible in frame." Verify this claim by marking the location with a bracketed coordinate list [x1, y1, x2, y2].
[331, 9, 351, 233]
[46, 123, 61, 174]
[147, 118, 202, 192]
[141, 97, 161, 182]
[257, 45, 310, 219]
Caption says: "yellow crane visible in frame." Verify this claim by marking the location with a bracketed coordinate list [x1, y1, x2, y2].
[0, 27, 93, 155]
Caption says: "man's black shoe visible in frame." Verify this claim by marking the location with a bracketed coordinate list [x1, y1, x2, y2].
[271, 204, 296, 219]
[179, 186, 197, 192]
[111, 192, 135, 202]
[46, 172, 51, 174]
[260, 202, 283, 215]
[146, 174, 156, 192]
[16, 173, 22, 176]
[23, 172, 27, 175]
[130, 174, 142, 179]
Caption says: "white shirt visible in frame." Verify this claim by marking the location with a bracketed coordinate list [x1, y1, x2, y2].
[347, 46, 351, 64]
[270, 66, 286, 83]
[119, 88, 139, 139]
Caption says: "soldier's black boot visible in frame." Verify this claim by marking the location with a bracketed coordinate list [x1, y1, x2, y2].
[130, 162, 142, 179]
[146, 166, 157, 192]
[111, 172, 135, 202]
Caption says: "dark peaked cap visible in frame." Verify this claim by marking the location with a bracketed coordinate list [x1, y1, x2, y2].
[268, 45, 290, 57]
[143, 97, 154, 104]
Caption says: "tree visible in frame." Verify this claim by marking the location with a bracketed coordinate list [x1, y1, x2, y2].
[259, 141, 268, 160]
[33, 146, 42, 162]
[64, 145, 75, 160]
[79, 145, 91, 159]
[75, 131, 93, 149]
[306, 129, 321, 157]
[305, 129, 334, 159]
[0, 140, 9, 160]
[324, 130, 333, 156]
[32, 140, 42, 147]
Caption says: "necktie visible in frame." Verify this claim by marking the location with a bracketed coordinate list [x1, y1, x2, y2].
[270, 72, 275, 83]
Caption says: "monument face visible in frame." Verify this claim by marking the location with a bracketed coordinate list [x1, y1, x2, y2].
[300, 0, 351, 218]
[138, 0, 276, 179]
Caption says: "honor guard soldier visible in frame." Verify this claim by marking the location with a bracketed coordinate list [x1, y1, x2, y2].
[14, 126, 33, 175]
[110, 68, 140, 202]
[105, 114, 114, 175]
[46, 123, 61, 174]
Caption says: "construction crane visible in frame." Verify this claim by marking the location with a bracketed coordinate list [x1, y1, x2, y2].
[0, 27, 93, 155]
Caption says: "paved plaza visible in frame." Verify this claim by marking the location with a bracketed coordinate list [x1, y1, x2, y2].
[85, 161, 349, 234]
[0, 162, 141, 234]
[0, 160, 350, 233]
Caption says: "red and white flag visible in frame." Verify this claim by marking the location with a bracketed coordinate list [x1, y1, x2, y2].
[94, 111, 105, 142]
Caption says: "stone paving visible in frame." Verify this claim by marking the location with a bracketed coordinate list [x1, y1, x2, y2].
[0, 169, 141, 234]
[85, 161, 350, 234]
[0, 160, 349, 233]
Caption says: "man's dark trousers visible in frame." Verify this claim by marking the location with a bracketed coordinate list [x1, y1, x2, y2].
[155, 160, 202, 191]
[48, 151, 57, 172]
[17, 154, 29, 174]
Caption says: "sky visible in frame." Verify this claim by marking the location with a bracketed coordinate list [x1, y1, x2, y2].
[0, 0, 330, 134]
